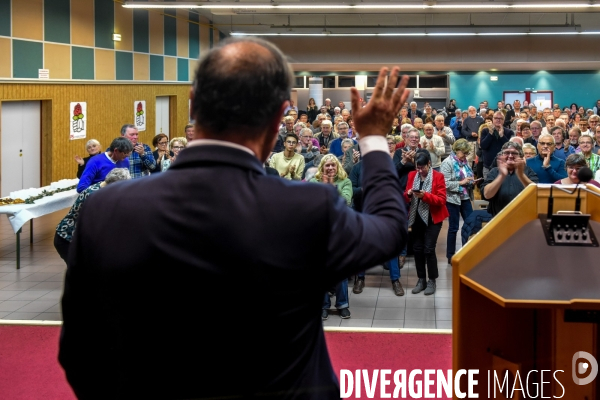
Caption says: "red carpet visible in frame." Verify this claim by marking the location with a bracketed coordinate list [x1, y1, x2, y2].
[326, 331, 452, 399]
[0, 324, 450, 399]
[0, 324, 75, 400]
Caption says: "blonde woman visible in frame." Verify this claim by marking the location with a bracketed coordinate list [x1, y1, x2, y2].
[309, 154, 352, 205]
[167, 137, 188, 170]
[310, 153, 353, 320]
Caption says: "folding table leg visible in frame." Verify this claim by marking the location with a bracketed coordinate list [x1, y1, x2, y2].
[30, 220, 33, 244]
[16, 228, 21, 270]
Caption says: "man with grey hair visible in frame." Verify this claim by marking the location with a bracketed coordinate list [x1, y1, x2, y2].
[408, 101, 422, 122]
[461, 106, 483, 165]
[315, 120, 338, 154]
[328, 122, 354, 157]
[434, 114, 455, 160]
[121, 124, 156, 178]
[526, 133, 567, 183]
[481, 142, 538, 217]
[55, 168, 131, 262]
[480, 111, 514, 180]
[297, 127, 319, 162]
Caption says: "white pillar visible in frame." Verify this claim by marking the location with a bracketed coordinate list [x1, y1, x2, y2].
[308, 77, 323, 108]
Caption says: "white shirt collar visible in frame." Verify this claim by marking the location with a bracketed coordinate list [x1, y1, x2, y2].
[186, 139, 255, 156]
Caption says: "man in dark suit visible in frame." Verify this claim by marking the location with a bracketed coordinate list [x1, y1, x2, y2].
[59, 38, 409, 399]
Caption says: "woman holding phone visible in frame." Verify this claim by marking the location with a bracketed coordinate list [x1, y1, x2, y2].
[404, 150, 449, 296]
[440, 139, 476, 265]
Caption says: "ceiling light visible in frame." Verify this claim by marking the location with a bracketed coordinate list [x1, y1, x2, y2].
[230, 31, 600, 37]
[123, 2, 600, 10]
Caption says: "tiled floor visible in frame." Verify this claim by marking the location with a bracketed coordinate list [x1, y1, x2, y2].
[0, 211, 458, 329]
[0, 211, 66, 321]
[323, 227, 454, 329]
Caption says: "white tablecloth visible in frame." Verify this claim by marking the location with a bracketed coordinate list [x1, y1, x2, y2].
[0, 189, 78, 233]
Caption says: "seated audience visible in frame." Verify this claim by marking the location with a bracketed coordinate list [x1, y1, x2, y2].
[74, 139, 102, 179]
[55, 168, 131, 262]
[526, 133, 567, 183]
[482, 142, 539, 216]
[404, 151, 449, 296]
[76, 137, 132, 193]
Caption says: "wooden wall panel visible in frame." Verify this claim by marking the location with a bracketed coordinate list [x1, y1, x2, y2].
[200, 25, 210, 56]
[0, 83, 191, 182]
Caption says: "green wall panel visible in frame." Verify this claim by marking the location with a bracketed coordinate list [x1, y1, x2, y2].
[133, 9, 149, 53]
[177, 58, 188, 82]
[44, 0, 70, 44]
[188, 12, 199, 60]
[72, 47, 95, 80]
[13, 40, 43, 78]
[163, 9, 177, 56]
[95, 0, 114, 49]
[150, 55, 164, 81]
[0, 0, 11, 37]
[116, 51, 133, 80]
[449, 71, 600, 113]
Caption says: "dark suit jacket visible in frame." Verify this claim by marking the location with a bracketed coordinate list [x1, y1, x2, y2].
[59, 143, 407, 399]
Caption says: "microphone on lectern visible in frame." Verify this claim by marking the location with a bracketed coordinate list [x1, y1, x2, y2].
[576, 167, 593, 212]
[577, 167, 593, 183]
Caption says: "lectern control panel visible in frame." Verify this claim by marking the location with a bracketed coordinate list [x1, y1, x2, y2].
[539, 213, 599, 247]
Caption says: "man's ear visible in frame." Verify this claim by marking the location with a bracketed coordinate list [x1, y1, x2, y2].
[259, 102, 289, 163]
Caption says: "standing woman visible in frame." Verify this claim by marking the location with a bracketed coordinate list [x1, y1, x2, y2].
[75, 139, 102, 178]
[307, 98, 319, 123]
[405, 151, 449, 295]
[151, 133, 174, 174]
[441, 139, 474, 265]
[310, 154, 353, 319]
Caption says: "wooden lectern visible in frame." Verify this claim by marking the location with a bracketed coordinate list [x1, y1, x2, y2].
[453, 183, 600, 399]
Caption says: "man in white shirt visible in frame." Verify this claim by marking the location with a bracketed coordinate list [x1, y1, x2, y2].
[420, 123, 445, 170]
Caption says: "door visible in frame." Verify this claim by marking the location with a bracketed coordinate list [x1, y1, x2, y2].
[504, 92, 526, 109]
[156, 96, 170, 136]
[1, 101, 41, 197]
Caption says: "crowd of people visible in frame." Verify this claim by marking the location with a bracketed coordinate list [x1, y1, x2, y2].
[265, 95, 600, 320]
[66, 76, 600, 324]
